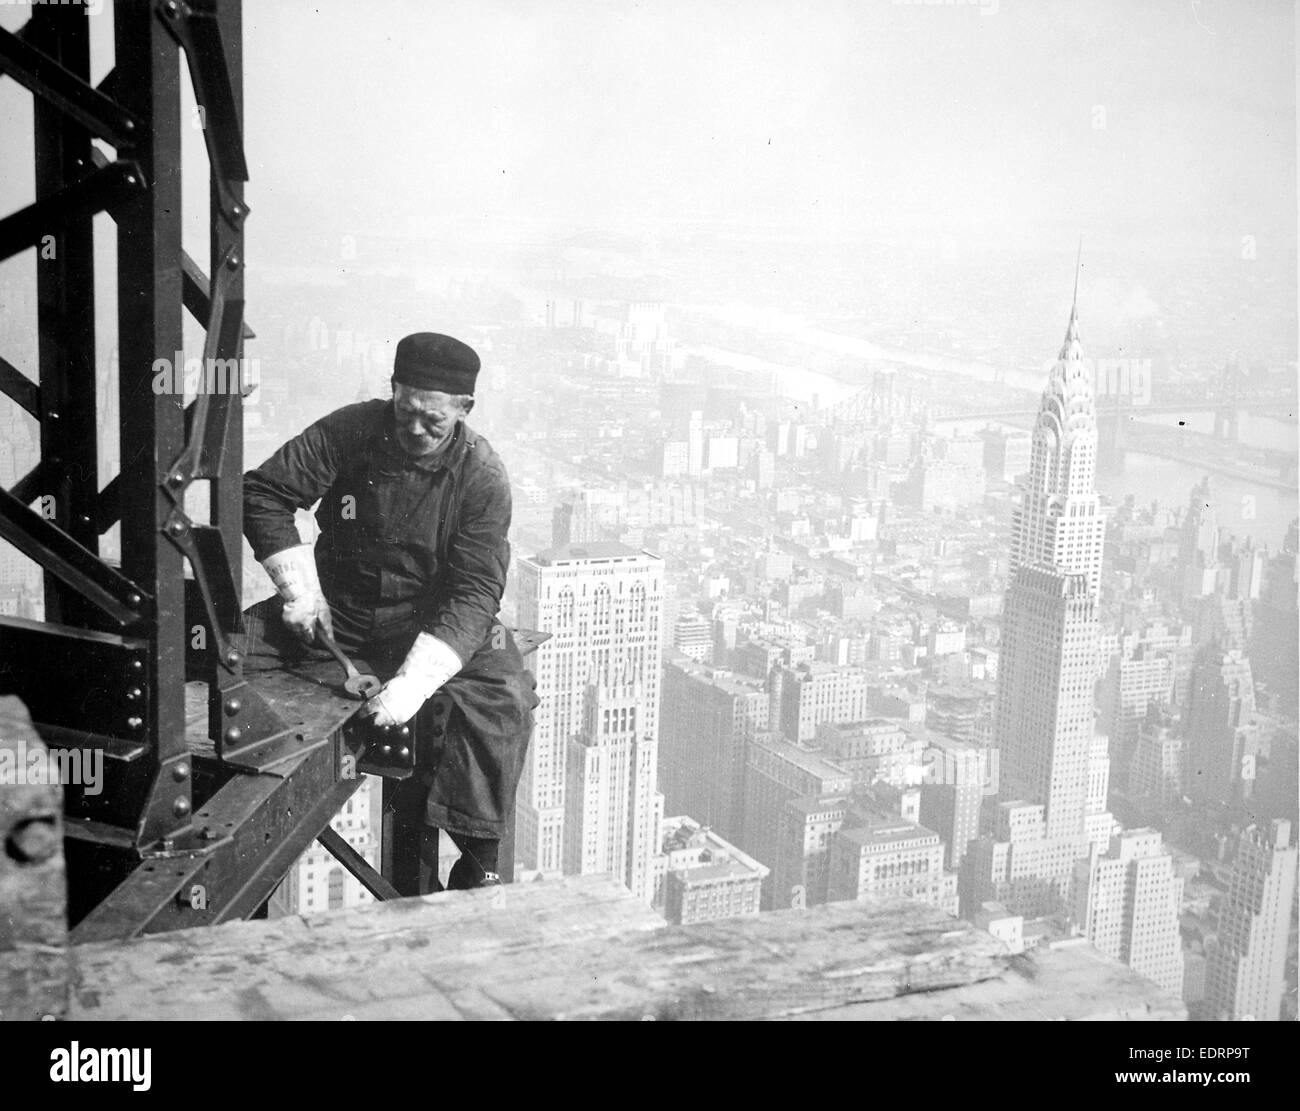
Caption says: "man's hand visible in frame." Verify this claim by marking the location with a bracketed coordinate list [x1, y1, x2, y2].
[365, 633, 463, 727]
[262, 544, 332, 645]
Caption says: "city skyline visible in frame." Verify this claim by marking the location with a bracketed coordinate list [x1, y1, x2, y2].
[0, 0, 1294, 1028]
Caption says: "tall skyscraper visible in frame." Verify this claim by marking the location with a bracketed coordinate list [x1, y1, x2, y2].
[1073, 828, 1185, 996]
[515, 542, 665, 878]
[1206, 820, 1298, 1020]
[1008, 275, 1106, 601]
[564, 681, 663, 903]
[965, 268, 1106, 918]
[687, 410, 705, 478]
[1127, 708, 1186, 812]
[996, 566, 1098, 842]
[659, 653, 769, 843]
[919, 733, 987, 871]
[1100, 643, 1174, 766]
[1185, 644, 1258, 808]
[741, 734, 853, 909]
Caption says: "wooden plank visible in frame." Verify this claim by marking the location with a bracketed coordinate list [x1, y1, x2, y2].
[467, 898, 1009, 1021]
[0, 696, 68, 1021]
[67, 871, 1184, 1021]
[70, 875, 663, 1020]
[68, 875, 1019, 1021]
[786, 944, 1188, 1022]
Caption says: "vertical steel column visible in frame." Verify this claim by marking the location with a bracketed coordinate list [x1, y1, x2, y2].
[112, 0, 191, 846]
[31, 2, 98, 628]
[202, 0, 250, 744]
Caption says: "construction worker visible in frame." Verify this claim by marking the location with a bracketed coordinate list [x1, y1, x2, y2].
[243, 332, 536, 891]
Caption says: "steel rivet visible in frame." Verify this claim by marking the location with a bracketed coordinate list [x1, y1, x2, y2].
[227, 254, 241, 270]
[225, 649, 241, 667]
[171, 762, 190, 782]
[127, 716, 143, 730]
[128, 658, 144, 672]
[169, 471, 186, 487]
[47, 411, 60, 421]
[127, 593, 142, 607]
[5, 817, 59, 866]
[223, 726, 242, 745]
[126, 686, 143, 701]
[172, 797, 191, 819]
[224, 697, 242, 716]
[167, 519, 187, 536]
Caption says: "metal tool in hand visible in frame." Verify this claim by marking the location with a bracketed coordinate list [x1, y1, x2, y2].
[315, 619, 382, 699]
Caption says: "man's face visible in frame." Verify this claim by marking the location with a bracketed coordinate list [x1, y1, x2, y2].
[392, 383, 466, 457]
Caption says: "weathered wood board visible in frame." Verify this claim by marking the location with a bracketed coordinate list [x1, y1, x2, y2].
[62, 873, 1184, 1022]
[0, 696, 68, 1021]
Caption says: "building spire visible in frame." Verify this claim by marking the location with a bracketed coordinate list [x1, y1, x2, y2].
[1060, 237, 1083, 359]
[1072, 235, 1082, 313]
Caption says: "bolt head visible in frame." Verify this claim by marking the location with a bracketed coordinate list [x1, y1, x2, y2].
[5, 817, 59, 866]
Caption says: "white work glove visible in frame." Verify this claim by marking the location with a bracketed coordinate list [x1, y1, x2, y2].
[262, 543, 332, 645]
[366, 633, 463, 727]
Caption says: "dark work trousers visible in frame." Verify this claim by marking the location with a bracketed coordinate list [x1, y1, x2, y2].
[384, 695, 502, 895]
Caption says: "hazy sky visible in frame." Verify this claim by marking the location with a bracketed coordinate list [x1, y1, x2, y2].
[239, 0, 1296, 247]
[0, 0, 1295, 253]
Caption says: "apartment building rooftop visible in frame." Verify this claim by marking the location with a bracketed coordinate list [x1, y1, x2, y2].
[529, 541, 655, 566]
[838, 821, 942, 848]
[751, 735, 853, 781]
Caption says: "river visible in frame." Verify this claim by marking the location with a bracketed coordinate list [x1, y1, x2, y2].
[682, 316, 1298, 548]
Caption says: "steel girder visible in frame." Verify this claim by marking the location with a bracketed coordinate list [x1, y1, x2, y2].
[0, 0, 385, 937]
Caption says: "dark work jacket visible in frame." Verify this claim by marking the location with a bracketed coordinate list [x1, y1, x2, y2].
[243, 399, 537, 838]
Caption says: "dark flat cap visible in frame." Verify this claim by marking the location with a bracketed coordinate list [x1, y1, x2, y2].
[392, 332, 480, 395]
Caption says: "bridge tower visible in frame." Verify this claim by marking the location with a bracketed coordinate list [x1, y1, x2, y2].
[1213, 363, 1243, 442]
[1096, 393, 1130, 475]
